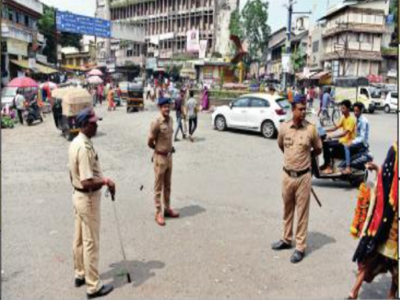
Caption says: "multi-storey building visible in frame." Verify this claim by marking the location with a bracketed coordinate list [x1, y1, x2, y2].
[96, 0, 237, 74]
[318, 0, 390, 78]
[1, 0, 44, 84]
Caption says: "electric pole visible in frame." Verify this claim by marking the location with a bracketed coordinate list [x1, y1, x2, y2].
[282, 0, 293, 92]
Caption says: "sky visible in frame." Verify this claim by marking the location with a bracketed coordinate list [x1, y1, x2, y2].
[40, 0, 343, 31]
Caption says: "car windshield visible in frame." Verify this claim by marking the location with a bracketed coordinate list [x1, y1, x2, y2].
[1, 87, 18, 97]
[392, 93, 398, 99]
[369, 87, 382, 98]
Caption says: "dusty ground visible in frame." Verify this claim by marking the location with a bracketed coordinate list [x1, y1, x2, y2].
[2, 99, 397, 299]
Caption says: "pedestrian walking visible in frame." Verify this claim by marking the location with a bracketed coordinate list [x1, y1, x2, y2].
[68, 108, 115, 299]
[97, 84, 103, 106]
[148, 97, 180, 226]
[14, 90, 26, 125]
[307, 85, 316, 108]
[174, 95, 186, 142]
[107, 88, 116, 111]
[272, 94, 322, 263]
[200, 86, 210, 111]
[186, 90, 199, 142]
[180, 88, 188, 136]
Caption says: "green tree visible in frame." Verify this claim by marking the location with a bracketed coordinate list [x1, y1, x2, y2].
[241, 0, 270, 64]
[38, 6, 83, 64]
[229, 8, 243, 38]
[291, 48, 306, 74]
[389, 0, 398, 45]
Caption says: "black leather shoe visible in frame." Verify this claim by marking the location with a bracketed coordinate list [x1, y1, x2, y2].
[87, 284, 114, 299]
[75, 277, 85, 288]
[290, 250, 305, 263]
[271, 240, 292, 251]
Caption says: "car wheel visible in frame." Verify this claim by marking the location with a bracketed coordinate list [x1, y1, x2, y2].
[261, 120, 276, 139]
[368, 107, 375, 114]
[384, 105, 391, 114]
[215, 115, 227, 131]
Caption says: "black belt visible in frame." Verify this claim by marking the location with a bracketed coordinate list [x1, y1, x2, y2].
[283, 167, 310, 178]
[74, 186, 102, 194]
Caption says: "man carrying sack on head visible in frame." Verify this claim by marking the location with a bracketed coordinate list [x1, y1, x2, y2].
[148, 97, 180, 226]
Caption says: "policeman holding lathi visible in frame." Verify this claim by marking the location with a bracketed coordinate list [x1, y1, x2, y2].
[272, 95, 322, 263]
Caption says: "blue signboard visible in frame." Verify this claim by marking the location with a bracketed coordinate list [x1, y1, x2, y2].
[56, 10, 111, 38]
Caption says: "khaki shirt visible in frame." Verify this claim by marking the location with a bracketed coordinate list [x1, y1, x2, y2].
[69, 132, 103, 189]
[278, 120, 322, 171]
[149, 114, 173, 153]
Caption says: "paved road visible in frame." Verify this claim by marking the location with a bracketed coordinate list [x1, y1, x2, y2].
[2, 101, 397, 299]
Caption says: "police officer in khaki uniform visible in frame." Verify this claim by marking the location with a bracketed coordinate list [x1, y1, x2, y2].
[69, 108, 115, 298]
[272, 95, 322, 263]
[148, 97, 180, 226]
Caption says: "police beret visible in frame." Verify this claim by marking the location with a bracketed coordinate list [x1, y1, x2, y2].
[76, 107, 99, 128]
[158, 97, 171, 106]
[293, 94, 306, 105]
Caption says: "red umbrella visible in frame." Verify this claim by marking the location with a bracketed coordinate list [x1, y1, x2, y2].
[8, 77, 39, 88]
[87, 69, 103, 76]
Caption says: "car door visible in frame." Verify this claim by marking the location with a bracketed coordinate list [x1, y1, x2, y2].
[228, 97, 250, 128]
[248, 98, 270, 130]
[390, 92, 398, 109]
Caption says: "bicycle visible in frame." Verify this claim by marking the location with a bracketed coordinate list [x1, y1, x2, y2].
[319, 102, 341, 127]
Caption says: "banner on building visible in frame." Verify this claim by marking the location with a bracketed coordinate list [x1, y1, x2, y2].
[282, 53, 291, 73]
[199, 40, 208, 59]
[56, 10, 111, 38]
[112, 23, 145, 42]
[187, 29, 199, 52]
[7, 40, 28, 56]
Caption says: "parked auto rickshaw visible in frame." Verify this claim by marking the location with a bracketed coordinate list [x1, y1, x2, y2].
[51, 87, 93, 141]
[121, 82, 144, 113]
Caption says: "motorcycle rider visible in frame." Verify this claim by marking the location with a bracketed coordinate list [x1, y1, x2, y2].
[341, 102, 370, 174]
[320, 100, 357, 174]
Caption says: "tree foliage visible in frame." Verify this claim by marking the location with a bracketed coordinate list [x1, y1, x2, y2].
[291, 49, 306, 74]
[229, 8, 243, 39]
[241, 0, 270, 64]
[389, 0, 398, 45]
[38, 6, 83, 64]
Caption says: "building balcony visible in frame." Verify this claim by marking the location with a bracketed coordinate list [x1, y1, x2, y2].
[322, 23, 386, 38]
[1, 20, 33, 43]
[321, 50, 383, 62]
[116, 56, 143, 67]
[13, 0, 43, 15]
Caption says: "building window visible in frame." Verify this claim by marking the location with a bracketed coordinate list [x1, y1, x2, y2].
[127, 49, 133, 57]
[8, 9, 15, 22]
[24, 15, 29, 27]
[312, 41, 319, 53]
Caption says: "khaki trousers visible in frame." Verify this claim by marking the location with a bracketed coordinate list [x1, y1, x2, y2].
[153, 154, 173, 213]
[73, 190, 102, 294]
[281, 172, 312, 253]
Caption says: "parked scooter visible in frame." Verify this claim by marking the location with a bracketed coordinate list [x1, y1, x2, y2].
[312, 126, 373, 187]
[24, 100, 43, 126]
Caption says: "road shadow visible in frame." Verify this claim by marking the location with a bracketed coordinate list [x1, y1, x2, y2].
[93, 131, 107, 138]
[307, 231, 336, 255]
[192, 137, 206, 143]
[312, 179, 354, 191]
[178, 205, 206, 219]
[358, 274, 392, 299]
[101, 260, 165, 289]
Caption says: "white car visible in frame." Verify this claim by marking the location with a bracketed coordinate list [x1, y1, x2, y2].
[383, 91, 398, 113]
[212, 93, 291, 139]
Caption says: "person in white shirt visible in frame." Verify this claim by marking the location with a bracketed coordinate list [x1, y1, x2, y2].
[186, 90, 199, 142]
[15, 90, 26, 125]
